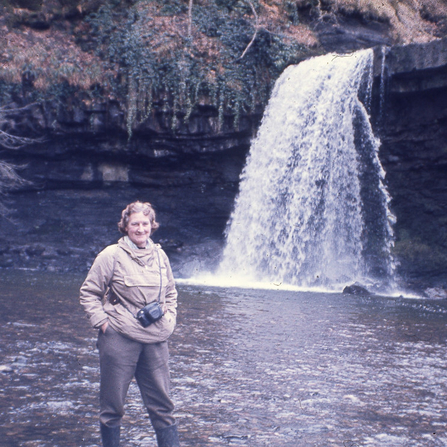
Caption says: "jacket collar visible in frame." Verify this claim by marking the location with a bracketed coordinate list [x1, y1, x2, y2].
[117, 237, 158, 267]
[118, 237, 155, 255]
[123, 235, 153, 250]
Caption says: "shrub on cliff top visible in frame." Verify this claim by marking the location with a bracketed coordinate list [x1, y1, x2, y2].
[1, 0, 319, 136]
[325, 0, 447, 43]
[85, 0, 317, 136]
[1, 0, 447, 137]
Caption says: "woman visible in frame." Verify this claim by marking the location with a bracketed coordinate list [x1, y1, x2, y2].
[80, 201, 180, 447]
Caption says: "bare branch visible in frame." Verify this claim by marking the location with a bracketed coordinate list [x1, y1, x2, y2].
[0, 104, 37, 218]
[188, 0, 193, 39]
[239, 0, 259, 60]
[0, 103, 38, 114]
[0, 129, 43, 150]
[0, 161, 31, 218]
[0, 103, 45, 150]
[0, 161, 29, 193]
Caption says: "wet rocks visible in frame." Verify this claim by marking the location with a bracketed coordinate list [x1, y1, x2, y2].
[342, 284, 371, 296]
[424, 287, 447, 300]
[2, 271, 447, 446]
[315, 13, 393, 53]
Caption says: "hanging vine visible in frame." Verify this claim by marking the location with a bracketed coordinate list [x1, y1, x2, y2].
[84, 0, 311, 137]
[0, 0, 316, 137]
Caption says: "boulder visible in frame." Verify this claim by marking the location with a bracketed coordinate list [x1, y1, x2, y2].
[342, 284, 371, 296]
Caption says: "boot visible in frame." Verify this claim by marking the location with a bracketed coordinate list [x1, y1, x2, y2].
[155, 423, 180, 447]
[100, 423, 120, 447]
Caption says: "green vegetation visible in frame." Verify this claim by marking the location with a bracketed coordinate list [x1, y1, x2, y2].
[84, 0, 317, 135]
[0, 0, 319, 136]
[1, 0, 447, 137]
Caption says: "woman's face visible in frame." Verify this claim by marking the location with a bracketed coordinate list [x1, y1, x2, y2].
[126, 211, 151, 248]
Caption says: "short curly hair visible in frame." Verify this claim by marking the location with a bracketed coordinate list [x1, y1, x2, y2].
[117, 201, 160, 235]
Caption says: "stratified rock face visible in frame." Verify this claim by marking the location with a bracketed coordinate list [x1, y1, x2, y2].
[374, 38, 447, 289]
[1, 38, 447, 291]
[0, 97, 261, 276]
[0, 140, 252, 275]
[383, 38, 447, 79]
[315, 14, 394, 53]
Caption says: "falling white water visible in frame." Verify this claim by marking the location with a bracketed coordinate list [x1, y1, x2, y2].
[215, 49, 395, 291]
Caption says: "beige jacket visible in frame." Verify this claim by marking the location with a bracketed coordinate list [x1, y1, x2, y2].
[80, 238, 177, 343]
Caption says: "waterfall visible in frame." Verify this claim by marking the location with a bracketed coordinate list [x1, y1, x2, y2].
[217, 49, 395, 291]
[379, 45, 389, 119]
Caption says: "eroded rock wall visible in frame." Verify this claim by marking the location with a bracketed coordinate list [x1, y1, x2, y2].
[1, 38, 447, 291]
[374, 39, 447, 289]
[0, 101, 258, 276]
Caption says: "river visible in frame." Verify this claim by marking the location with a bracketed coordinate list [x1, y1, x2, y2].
[1, 270, 447, 446]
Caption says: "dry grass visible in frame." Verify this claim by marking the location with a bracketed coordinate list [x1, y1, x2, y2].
[256, 0, 319, 46]
[1, 0, 446, 95]
[131, 2, 186, 60]
[328, 0, 447, 43]
[136, 0, 319, 63]
[0, 25, 115, 91]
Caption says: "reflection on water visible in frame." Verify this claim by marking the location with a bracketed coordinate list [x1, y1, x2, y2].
[1, 271, 447, 446]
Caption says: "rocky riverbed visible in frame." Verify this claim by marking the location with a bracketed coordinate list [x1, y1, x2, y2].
[1, 271, 447, 446]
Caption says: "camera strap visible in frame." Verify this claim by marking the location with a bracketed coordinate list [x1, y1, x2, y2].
[155, 249, 163, 305]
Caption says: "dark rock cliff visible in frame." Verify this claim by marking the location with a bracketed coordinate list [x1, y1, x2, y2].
[373, 38, 447, 290]
[1, 37, 447, 293]
[0, 97, 259, 276]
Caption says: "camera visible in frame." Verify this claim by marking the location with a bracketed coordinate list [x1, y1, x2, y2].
[136, 302, 164, 328]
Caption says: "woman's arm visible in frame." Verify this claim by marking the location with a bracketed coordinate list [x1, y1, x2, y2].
[79, 245, 117, 329]
[161, 251, 178, 316]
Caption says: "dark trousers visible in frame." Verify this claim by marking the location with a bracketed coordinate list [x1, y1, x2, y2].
[97, 325, 175, 430]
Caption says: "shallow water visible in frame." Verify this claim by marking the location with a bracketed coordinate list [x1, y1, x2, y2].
[1, 271, 447, 446]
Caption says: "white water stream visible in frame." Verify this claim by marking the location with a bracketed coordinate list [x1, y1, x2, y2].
[213, 49, 395, 292]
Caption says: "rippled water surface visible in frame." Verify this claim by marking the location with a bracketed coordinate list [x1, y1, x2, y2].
[1, 271, 447, 446]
